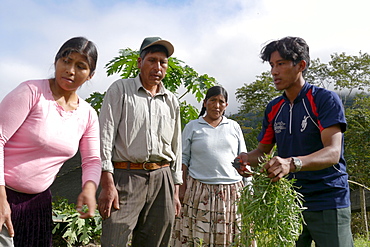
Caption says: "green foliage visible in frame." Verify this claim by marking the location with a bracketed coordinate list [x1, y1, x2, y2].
[305, 58, 331, 89]
[106, 48, 139, 78]
[235, 71, 280, 116]
[180, 101, 199, 129]
[236, 150, 305, 247]
[52, 198, 101, 246]
[344, 93, 370, 187]
[329, 52, 370, 93]
[228, 113, 261, 151]
[353, 233, 370, 247]
[87, 48, 216, 126]
[305, 52, 370, 105]
[233, 71, 280, 151]
[85, 91, 105, 115]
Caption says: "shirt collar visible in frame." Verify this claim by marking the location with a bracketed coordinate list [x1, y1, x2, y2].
[282, 81, 311, 103]
[134, 75, 168, 96]
[198, 116, 230, 125]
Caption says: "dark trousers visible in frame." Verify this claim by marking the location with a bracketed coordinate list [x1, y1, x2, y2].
[296, 207, 354, 247]
[101, 167, 175, 247]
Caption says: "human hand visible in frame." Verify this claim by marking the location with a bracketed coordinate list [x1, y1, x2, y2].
[174, 195, 181, 217]
[264, 156, 291, 182]
[173, 184, 182, 217]
[76, 181, 97, 219]
[0, 187, 14, 238]
[233, 154, 253, 177]
[98, 172, 119, 219]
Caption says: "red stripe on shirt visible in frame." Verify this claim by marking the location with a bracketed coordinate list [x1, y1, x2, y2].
[260, 99, 285, 144]
[306, 88, 324, 131]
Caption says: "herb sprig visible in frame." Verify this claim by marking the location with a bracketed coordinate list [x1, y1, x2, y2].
[235, 150, 305, 247]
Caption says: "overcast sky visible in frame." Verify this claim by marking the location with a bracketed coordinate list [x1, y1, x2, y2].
[1, 0, 369, 114]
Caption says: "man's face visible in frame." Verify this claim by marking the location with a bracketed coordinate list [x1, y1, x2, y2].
[137, 51, 168, 89]
[269, 51, 303, 91]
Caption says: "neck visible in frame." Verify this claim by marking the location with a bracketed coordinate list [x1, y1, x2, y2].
[146, 86, 159, 96]
[203, 115, 223, 127]
[49, 79, 79, 111]
[285, 76, 305, 103]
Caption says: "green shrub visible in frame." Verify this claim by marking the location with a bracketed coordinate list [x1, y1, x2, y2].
[52, 198, 102, 246]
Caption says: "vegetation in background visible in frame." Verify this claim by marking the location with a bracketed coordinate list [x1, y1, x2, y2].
[52, 198, 101, 246]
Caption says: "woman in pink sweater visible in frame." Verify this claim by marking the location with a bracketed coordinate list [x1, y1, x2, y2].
[0, 37, 101, 247]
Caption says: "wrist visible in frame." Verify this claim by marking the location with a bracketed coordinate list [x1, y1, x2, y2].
[291, 157, 303, 172]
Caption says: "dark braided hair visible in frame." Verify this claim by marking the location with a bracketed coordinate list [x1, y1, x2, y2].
[198, 86, 228, 118]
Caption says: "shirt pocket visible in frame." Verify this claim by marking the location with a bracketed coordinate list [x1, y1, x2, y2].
[159, 116, 175, 144]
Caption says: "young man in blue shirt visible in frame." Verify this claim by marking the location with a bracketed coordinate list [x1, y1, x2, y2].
[237, 36, 353, 246]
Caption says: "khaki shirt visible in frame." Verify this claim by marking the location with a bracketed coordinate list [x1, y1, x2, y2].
[99, 76, 182, 184]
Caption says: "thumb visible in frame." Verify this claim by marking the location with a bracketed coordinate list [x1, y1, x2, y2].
[4, 219, 14, 238]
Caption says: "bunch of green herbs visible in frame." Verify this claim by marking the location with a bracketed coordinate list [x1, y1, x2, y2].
[235, 151, 305, 247]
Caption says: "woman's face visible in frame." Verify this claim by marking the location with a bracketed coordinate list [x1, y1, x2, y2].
[54, 52, 93, 92]
[204, 94, 228, 120]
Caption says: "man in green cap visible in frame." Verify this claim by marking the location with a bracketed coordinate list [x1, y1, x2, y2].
[98, 37, 182, 246]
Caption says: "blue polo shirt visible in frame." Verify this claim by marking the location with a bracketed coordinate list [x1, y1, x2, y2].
[258, 82, 350, 211]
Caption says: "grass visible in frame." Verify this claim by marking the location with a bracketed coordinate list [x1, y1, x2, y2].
[354, 235, 370, 247]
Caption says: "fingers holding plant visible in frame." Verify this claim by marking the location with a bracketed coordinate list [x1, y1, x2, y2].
[264, 156, 292, 182]
[232, 155, 253, 177]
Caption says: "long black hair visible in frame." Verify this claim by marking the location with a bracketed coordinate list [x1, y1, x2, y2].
[198, 86, 228, 118]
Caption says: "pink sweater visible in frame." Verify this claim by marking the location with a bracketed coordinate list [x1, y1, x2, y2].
[0, 79, 101, 194]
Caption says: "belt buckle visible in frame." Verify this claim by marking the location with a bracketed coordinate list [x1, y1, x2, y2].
[142, 161, 149, 170]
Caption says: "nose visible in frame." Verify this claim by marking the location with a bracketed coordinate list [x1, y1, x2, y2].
[153, 61, 161, 71]
[65, 64, 75, 75]
[271, 66, 278, 76]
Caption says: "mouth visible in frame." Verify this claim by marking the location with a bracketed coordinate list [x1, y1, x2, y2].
[151, 74, 161, 79]
[62, 77, 74, 83]
[274, 78, 281, 84]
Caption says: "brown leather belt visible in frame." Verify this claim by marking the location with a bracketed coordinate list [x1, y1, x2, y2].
[114, 161, 170, 170]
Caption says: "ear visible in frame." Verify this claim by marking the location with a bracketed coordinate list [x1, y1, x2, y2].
[298, 60, 307, 72]
[88, 71, 95, 81]
[137, 57, 142, 69]
[203, 99, 207, 108]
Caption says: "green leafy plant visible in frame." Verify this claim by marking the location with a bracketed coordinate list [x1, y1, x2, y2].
[52, 198, 102, 246]
[235, 150, 305, 247]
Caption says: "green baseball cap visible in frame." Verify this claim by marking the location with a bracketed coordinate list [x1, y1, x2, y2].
[139, 37, 174, 57]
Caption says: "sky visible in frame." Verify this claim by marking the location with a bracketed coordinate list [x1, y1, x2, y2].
[1, 0, 370, 114]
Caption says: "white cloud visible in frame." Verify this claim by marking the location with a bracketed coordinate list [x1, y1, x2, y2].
[1, 0, 369, 114]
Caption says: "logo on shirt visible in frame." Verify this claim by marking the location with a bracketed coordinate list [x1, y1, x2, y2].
[274, 121, 286, 133]
[301, 116, 309, 132]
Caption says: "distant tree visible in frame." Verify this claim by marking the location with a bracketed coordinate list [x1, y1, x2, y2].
[86, 48, 216, 128]
[233, 71, 280, 150]
[235, 71, 280, 116]
[306, 52, 370, 105]
[344, 93, 370, 187]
